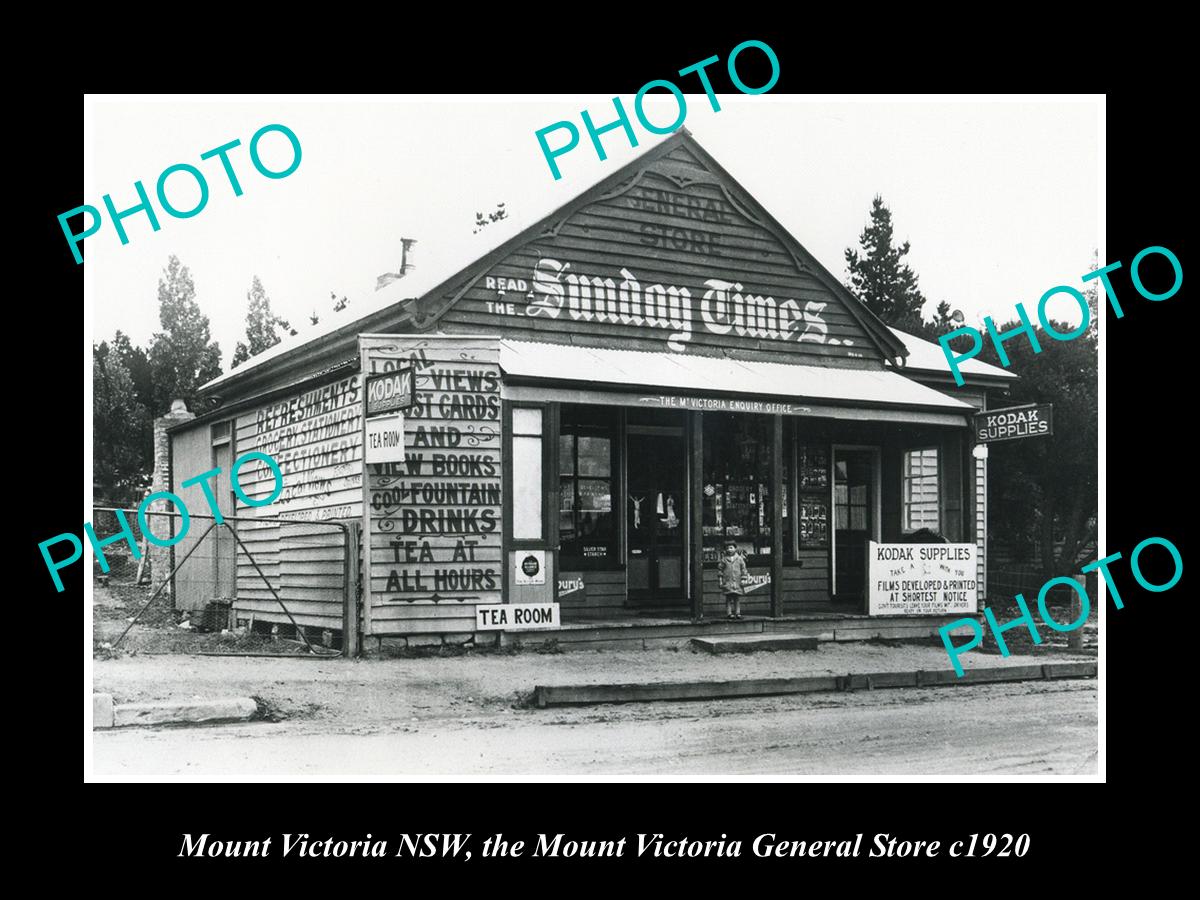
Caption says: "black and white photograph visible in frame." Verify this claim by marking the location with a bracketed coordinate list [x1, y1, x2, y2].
[78, 92, 1110, 781]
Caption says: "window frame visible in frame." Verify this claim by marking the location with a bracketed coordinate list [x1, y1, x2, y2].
[557, 405, 620, 570]
[505, 402, 551, 548]
[793, 434, 832, 556]
[699, 413, 781, 568]
[900, 445, 942, 534]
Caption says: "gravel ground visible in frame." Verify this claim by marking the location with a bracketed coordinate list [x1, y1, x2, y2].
[92, 638, 1093, 732]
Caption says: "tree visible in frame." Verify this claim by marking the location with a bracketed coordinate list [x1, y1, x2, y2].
[844, 195, 928, 331]
[104, 330, 154, 477]
[473, 201, 508, 234]
[232, 276, 291, 368]
[147, 255, 223, 413]
[93, 343, 152, 503]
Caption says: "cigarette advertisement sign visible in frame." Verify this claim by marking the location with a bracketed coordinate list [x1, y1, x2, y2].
[868, 541, 978, 616]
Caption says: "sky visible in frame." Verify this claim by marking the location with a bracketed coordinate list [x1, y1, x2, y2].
[84, 96, 1101, 362]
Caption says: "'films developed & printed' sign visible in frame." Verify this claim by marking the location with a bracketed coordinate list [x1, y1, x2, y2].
[868, 541, 978, 616]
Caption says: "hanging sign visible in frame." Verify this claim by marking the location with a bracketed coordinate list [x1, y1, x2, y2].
[972, 403, 1053, 443]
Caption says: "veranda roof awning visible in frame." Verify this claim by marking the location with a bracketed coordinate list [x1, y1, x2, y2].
[499, 340, 974, 427]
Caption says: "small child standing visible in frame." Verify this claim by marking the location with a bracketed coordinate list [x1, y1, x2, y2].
[717, 539, 748, 619]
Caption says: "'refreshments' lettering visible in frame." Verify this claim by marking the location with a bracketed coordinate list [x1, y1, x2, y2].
[57, 124, 303, 264]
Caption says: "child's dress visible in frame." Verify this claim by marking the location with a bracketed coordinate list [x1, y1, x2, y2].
[718, 552, 749, 595]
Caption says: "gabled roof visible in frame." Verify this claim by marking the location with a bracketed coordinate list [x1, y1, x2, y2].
[203, 129, 910, 394]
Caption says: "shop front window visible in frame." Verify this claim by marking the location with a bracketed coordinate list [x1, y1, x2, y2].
[701, 414, 776, 563]
[902, 447, 940, 532]
[559, 405, 617, 565]
[796, 441, 830, 549]
[511, 407, 544, 541]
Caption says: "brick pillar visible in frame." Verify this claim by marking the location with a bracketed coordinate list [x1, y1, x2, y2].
[149, 399, 195, 594]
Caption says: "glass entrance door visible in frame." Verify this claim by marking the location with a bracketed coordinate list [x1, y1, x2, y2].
[834, 448, 875, 606]
[626, 430, 685, 607]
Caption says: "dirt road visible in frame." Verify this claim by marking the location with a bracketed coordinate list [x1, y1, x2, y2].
[92, 680, 1096, 778]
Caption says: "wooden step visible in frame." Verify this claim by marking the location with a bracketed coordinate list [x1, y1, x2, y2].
[691, 633, 819, 654]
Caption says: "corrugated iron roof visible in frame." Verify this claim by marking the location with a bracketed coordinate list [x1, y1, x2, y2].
[889, 326, 1017, 380]
[499, 340, 974, 412]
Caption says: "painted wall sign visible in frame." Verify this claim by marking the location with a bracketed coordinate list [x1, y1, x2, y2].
[365, 413, 406, 463]
[868, 541, 978, 616]
[476, 603, 561, 631]
[558, 574, 585, 599]
[434, 158, 878, 364]
[362, 337, 503, 612]
[973, 404, 1053, 443]
[238, 374, 362, 521]
[523, 257, 850, 353]
[639, 395, 808, 415]
[365, 367, 415, 415]
[515, 550, 546, 585]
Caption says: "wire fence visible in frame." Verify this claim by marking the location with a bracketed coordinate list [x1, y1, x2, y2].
[91, 507, 357, 657]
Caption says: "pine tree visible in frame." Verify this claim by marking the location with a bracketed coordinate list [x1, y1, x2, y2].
[106, 330, 154, 479]
[844, 196, 928, 329]
[232, 276, 285, 368]
[93, 343, 152, 503]
[147, 255, 223, 413]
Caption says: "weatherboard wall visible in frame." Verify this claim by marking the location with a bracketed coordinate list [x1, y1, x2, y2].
[425, 144, 888, 368]
[360, 336, 503, 638]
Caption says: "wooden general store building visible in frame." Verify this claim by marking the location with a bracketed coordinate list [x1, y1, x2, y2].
[165, 130, 1015, 651]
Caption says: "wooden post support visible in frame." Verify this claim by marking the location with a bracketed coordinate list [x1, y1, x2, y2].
[343, 521, 361, 657]
[771, 415, 784, 618]
[1069, 573, 1085, 651]
[963, 429, 976, 545]
[689, 411, 705, 621]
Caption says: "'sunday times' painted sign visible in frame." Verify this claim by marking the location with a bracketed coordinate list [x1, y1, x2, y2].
[973, 403, 1053, 444]
[868, 541, 978, 616]
[519, 257, 853, 353]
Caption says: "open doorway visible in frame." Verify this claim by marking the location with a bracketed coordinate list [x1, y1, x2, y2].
[831, 445, 881, 609]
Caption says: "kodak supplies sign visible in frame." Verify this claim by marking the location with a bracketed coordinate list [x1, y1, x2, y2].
[973, 403, 1053, 443]
[476, 603, 561, 631]
[868, 541, 978, 616]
